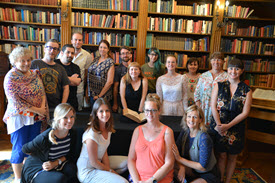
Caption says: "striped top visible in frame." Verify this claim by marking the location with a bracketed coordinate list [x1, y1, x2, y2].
[48, 134, 71, 161]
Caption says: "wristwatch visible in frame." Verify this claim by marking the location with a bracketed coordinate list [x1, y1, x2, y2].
[57, 159, 62, 165]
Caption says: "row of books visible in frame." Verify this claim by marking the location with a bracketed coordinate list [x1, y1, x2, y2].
[71, 12, 138, 29]
[82, 31, 136, 47]
[0, 8, 61, 24]
[226, 5, 254, 18]
[72, 0, 139, 11]
[1, 0, 59, 6]
[245, 74, 275, 88]
[0, 43, 44, 59]
[223, 22, 275, 38]
[148, 1, 212, 16]
[0, 25, 60, 42]
[221, 39, 275, 55]
[146, 33, 209, 51]
[224, 56, 275, 72]
[147, 17, 212, 34]
[91, 49, 137, 64]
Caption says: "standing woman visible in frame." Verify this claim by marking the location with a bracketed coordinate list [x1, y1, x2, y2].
[182, 58, 201, 106]
[210, 58, 252, 183]
[21, 103, 78, 183]
[77, 98, 128, 183]
[87, 40, 115, 108]
[120, 62, 148, 116]
[172, 105, 219, 183]
[141, 47, 165, 93]
[156, 55, 188, 116]
[194, 52, 227, 126]
[3, 47, 48, 183]
[128, 94, 175, 183]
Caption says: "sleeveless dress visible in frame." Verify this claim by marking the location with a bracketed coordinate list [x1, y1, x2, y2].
[210, 81, 250, 154]
[135, 125, 173, 183]
[125, 79, 143, 112]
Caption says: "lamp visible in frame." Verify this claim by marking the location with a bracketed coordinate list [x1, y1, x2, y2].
[216, 0, 229, 28]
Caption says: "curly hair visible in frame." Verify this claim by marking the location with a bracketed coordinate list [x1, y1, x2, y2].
[9, 47, 32, 66]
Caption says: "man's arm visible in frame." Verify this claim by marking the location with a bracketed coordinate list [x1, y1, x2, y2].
[62, 85, 69, 103]
[68, 74, 81, 86]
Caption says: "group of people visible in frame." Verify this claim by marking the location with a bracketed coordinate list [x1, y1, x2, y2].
[3, 33, 252, 183]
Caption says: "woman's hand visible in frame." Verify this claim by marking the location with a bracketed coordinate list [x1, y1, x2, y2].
[36, 106, 47, 117]
[215, 124, 230, 136]
[177, 166, 186, 183]
[93, 95, 99, 100]
[109, 169, 119, 175]
[42, 161, 57, 171]
[172, 144, 181, 161]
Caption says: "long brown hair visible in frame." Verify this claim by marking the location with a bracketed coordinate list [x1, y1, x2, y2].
[123, 62, 144, 84]
[87, 98, 115, 133]
[98, 40, 113, 59]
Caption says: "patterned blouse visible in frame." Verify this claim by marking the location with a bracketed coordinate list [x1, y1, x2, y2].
[87, 57, 114, 102]
[183, 73, 201, 106]
[194, 71, 228, 126]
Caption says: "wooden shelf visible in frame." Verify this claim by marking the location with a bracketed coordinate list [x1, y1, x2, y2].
[147, 30, 211, 36]
[224, 52, 275, 57]
[71, 26, 137, 32]
[226, 17, 275, 22]
[245, 71, 275, 74]
[71, 7, 138, 14]
[146, 48, 210, 53]
[0, 39, 46, 44]
[0, 2, 60, 8]
[148, 12, 213, 19]
[0, 21, 61, 27]
[82, 44, 136, 49]
[222, 35, 275, 39]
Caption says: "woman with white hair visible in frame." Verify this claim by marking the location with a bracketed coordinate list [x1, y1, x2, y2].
[21, 103, 78, 183]
[3, 47, 48, 183]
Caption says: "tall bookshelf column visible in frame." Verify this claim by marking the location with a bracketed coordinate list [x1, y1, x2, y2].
[136, 0, 149, 65]
[210, 0, 225, 53]
[61, 0, 72, 47]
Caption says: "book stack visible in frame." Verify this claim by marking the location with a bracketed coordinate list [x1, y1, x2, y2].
[148, 0, 212, 16]
[71, 12, 138, 29]
[1, 0, 59, 6]
[0, 8, 61, 24]
[147, 17, 212, 34]
[227, 5, 254, 18]
[245, 73, 275, 88]
[0, 25, 60, 42]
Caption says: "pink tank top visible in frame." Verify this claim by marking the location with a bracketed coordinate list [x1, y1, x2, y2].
[135, 125, 173, 183]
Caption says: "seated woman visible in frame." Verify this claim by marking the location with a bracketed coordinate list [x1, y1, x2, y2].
[172, 105, 219, 183]
[156, 55, 188, 116]
[128, 94, 175, 183]
[77, 98, 128, 183]
[120, 62, 148, 122]
[21, 103, 78, 183]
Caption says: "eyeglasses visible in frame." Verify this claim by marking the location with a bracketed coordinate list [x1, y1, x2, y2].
[144, 109, 158, 113]
[149, 53, 157, 57]
[121, 52, 131, 56]
[45, 46, 59, 51]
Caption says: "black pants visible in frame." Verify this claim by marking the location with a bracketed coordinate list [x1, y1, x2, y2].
[33, 161, 78, 183]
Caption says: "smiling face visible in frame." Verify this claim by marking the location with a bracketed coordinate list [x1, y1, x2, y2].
[129, 66, 141, 79]
[228, 66, 243, 80]
[14, 55, 32, 74]
[59, 110, 75, 130]
[144, 101, 160, 122]
[71, 33, 83, 50]
[186, 110, 202, 130]
[211, 58, 224, 71]
[148, 51, 158, 63]
[99, 42, 109, 57]
[44, 42, 59, 61]
[187, 61, 199, 74]
[166, 56, 177, 71]
[120, 48, 132, 62]
[97, 104, 111, 124]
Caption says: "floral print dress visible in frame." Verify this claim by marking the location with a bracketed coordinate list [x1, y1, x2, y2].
[183, 74, 201, 106]
[210, 81, 250, 154]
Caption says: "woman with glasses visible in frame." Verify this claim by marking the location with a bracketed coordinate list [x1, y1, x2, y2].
[141, 47, 165, 93]
[120, 62, 148, 122]
[194, 52, 227, 126]
[156, 55, 188, 116]
[3, 47, 49, 183]
[128, 94, 175, 183]
[87, 40, 115, 108]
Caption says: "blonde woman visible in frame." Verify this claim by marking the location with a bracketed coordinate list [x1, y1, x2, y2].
[172, 105, 219, 183]
[21, 103, 78, 183]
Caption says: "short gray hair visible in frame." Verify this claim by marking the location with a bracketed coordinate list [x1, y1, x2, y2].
[9, 47, 32, 66]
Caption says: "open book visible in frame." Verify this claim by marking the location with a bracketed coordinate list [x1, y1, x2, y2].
[252, 88, 275, 101]
[123, 108, 146, 123]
